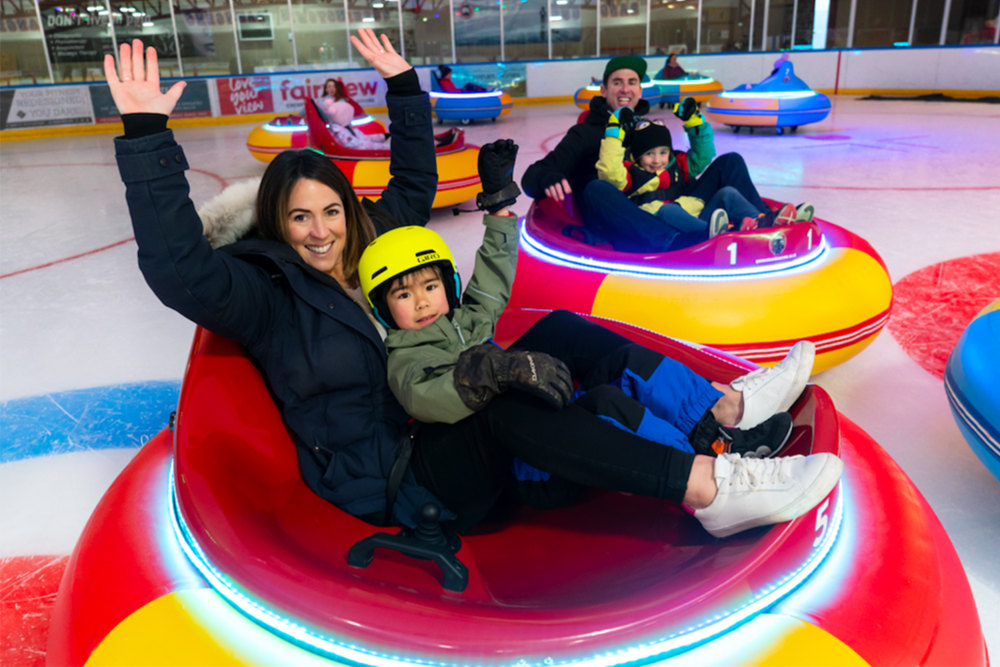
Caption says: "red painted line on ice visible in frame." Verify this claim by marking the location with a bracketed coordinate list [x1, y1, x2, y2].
[0, 162, 229, 190]
[1, 165, 229, 280]
[530, 140, 998, 193]
[0, 238, 136, 280]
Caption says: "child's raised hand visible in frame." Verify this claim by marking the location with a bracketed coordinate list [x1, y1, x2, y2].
[605, 107, 634, 141]
[672, 96, 703, 127]
[476, 139, 521, 214]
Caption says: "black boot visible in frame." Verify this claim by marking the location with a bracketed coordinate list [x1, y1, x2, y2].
[723, 413, 794, 458]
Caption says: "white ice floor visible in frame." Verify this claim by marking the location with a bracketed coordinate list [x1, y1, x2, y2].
[1, 96, 998, 658]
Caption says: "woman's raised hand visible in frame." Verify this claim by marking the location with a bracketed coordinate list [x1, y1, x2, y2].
[349, 28, 411, 80]
[103, 39, 185, 116]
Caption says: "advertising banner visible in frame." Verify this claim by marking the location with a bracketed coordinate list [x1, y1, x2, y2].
[0, 85, 93, 129]
[269, 73, 383, 114]
[217, 76, 274, 116]
[89, 79, 212, 123]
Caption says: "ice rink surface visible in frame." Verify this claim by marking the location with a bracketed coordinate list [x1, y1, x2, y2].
[2, 95, 998, 661]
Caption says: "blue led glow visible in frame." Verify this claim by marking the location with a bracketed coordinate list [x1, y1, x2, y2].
[774, 478, 853, 613]
[720, 90, 819, 100]
[519, 221, 831, 281]
[653, 76, 716, 85]
[168, 463, 843, 666]
[429, 91, 504, 100]
[350, 115, 376, 126]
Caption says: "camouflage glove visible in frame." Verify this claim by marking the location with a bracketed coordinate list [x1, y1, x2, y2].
[454, 343, 573, 411]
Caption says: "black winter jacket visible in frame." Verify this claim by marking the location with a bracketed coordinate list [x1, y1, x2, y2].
[114, 72, 447, 527]
[521, 95, 651, 201]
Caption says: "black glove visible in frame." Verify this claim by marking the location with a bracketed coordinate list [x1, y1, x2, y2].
[454, 343, 573, 411]
[476, 139, 521, 214]
[672, 96, 699, 122]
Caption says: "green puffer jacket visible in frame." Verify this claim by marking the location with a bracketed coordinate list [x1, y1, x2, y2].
[385, 213, 518, 424]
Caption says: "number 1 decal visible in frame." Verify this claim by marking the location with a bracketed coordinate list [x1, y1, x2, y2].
[727, 242, 737, 265]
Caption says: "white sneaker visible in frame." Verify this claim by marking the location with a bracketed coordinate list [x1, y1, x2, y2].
[795, 202, 815, 222]
[732, 340, 816, 429]
[694, 452, 843, 538]
[709, 208, 729, 238]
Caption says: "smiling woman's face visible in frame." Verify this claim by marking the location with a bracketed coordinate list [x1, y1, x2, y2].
[284, 178, 347, 281]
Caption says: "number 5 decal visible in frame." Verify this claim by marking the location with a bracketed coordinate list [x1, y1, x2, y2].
[813, 498, 831, 548]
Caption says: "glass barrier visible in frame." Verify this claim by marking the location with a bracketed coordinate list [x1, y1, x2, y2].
[2, 0, 997, 85]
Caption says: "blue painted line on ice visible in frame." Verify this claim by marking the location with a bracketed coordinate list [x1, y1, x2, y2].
[0, 381, 180, 463]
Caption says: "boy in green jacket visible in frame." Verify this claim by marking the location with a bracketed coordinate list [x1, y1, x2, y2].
[358, 140, 800, 474]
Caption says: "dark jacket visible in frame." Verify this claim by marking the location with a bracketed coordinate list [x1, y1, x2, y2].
[521, 95, 651, 202]
[114, 72, 446, 527]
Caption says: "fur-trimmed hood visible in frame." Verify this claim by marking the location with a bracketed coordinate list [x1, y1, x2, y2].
[198, 177, 261, 248]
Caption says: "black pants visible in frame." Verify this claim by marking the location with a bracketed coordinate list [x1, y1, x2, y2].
[410, 310, 698, 532]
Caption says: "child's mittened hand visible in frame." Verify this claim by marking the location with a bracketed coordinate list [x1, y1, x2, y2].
[672, 96, 699, 122]
[476, 139, 521, 214]
[612, 106, 635, 129]
[605, 107, 635, 141]
[477, 139, 518, 193]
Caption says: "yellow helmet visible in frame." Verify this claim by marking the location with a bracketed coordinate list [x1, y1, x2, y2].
[359, 226, 461, 329]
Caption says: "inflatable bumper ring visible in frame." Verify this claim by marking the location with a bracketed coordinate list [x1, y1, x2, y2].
[47, 309, 987, 666]
[507, 197, 893, 373]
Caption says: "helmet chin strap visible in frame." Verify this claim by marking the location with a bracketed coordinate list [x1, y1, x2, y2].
[371, 302, 394, 330]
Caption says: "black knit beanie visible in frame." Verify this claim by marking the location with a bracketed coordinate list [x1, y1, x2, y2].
[629, 122, 672, 161]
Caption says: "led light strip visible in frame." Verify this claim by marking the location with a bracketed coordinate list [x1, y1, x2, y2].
[430, 91, 505, 100]
[263, 123, 309, 133]
[265, 116, 375, 133]
[169, 462, 843, 667]
[653, 77, 716, 85]
[719, 91, 820, 100]
[520, 222, 831, 281]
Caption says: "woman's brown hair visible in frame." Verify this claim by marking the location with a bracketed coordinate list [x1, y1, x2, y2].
[255, 149, 376, 288]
